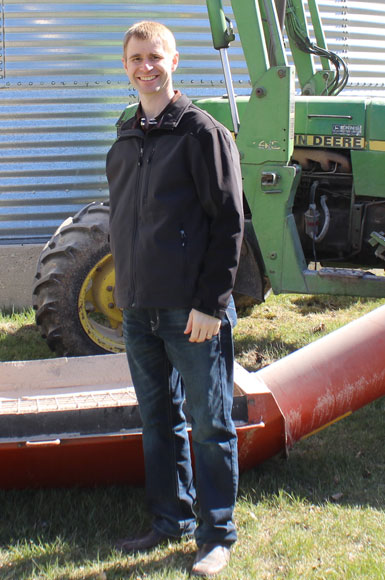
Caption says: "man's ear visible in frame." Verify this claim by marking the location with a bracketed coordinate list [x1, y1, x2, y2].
[122, 57, 128, 75]
[171, 52, 179, 73]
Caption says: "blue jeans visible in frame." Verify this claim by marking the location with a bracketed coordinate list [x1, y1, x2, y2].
[123, 306, 238, 547]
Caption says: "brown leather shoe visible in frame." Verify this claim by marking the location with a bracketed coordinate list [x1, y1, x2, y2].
[115, 528, 170, 553]
[191, 543, 231, 577]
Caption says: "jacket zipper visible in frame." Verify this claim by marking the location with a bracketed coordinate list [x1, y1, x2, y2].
[116, 128, 157, 306]
[129, 139, 145, 306]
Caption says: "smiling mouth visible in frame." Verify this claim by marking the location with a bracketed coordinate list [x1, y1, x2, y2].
[138, 75, 158, 81]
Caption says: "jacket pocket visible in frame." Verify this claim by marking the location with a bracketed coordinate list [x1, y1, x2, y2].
[179, 226, 188, 294]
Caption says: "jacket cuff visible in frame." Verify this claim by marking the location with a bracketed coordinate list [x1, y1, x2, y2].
[191, 299, 225, 320]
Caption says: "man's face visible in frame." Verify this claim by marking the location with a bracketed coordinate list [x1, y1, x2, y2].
[122, 36, 179, 98]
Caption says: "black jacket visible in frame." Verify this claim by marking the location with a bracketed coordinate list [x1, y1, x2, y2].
[106, 94, 243, 319]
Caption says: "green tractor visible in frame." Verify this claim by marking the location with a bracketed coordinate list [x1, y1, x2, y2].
[33, 0, 385, 356]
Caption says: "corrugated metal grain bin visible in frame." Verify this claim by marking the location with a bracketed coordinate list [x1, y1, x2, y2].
[1, 0, 385, 245]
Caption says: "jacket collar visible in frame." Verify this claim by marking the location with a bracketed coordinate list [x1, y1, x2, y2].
[156, 93, 191, 130]
[122, 92, 191, 133]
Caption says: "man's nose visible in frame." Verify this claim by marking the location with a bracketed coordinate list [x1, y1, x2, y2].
[143, 62, 153, 71]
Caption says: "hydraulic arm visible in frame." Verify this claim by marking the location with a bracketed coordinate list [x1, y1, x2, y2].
[206, 0, 300, 294]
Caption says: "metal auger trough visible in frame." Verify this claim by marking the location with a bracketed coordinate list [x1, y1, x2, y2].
[1, 305, 384, 489]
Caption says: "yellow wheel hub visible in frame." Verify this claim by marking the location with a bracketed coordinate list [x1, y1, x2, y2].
[78, 253, 125, 353]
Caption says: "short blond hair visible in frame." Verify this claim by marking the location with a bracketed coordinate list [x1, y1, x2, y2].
[123, 21, 177, 58]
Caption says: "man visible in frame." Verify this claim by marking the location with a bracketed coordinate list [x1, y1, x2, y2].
[107, 20, 243, 577]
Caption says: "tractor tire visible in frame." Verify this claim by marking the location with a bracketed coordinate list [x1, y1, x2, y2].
[33, 201, 124, 357]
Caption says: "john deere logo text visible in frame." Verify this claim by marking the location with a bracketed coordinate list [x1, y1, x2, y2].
[295, 134, 365, 149]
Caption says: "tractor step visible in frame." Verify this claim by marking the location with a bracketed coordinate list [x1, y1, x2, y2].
[314, 267, 382, 280]
[301, 267, 385, 297]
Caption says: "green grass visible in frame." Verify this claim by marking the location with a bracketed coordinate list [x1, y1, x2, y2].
[0, 308, 54, 362]
[234, 294, 385, 370]
[0, 295, 384, 579]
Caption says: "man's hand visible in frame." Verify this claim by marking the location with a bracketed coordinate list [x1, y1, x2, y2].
[184, 308, 221, 343]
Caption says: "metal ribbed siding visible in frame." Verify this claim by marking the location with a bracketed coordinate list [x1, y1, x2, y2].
[0, 0, 385, 244]
[0, 86, 137, 242]
[316, 0, 385, 93]
[0, 0, 247, 243]
[1, 1, 248, 87]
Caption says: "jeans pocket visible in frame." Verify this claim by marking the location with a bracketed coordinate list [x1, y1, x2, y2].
[225, 295, 237, 329]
